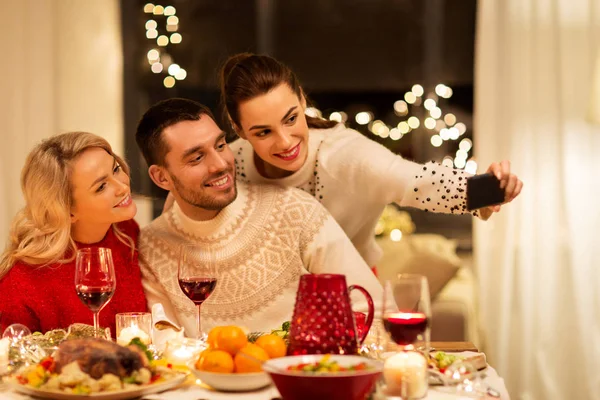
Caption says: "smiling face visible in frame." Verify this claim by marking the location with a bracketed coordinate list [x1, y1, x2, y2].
[153, 115, 237, 220]
[70, 147, 136, 233]
[237, 83, 310, 178]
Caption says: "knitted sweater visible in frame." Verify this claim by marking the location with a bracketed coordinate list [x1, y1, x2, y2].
[139, 182, 384, 336]
[230, 124, 476, 266]
[0, 219, 148, 335]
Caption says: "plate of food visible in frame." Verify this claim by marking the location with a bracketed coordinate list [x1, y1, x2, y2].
[8, 338, 186, 399]
[427, 351, 487, 385]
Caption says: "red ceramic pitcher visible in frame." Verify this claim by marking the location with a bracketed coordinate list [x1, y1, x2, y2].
[287, 274, 375, 355]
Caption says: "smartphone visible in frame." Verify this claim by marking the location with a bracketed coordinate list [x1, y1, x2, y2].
[466, 173, 505, 211]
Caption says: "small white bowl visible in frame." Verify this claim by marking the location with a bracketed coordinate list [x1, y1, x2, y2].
[189, 367, 272, 392]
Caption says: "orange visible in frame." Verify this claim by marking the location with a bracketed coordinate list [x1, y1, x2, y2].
[198, 349, 234, 373]
[207, 326, 224, 348]
[255, 334, 287, 359]
[215, 326, 248, 356]
[194, 348, 211, 369]
[234, 344, 269, 373]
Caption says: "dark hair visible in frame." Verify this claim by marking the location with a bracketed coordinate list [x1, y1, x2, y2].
[135, 98, 215, 166]
[219, 53, 337, 133]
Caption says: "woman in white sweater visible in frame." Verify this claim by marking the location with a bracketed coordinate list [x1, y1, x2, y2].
[216, 53, 523, 268]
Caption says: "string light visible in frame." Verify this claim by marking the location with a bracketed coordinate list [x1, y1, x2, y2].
[398, 121, 410, 134]
[170, 33, 182, 43]
[430, 135, 443, 147]
[404, 92, 417, 104]
[329, 112, 343, 122]
[455, 122, 467, 135]
[442, 157, 454, 168]
[465, 160, 478, 174]
[355, 111, 373, 125]
[151, 62, 163, 73]
[142, 3, 185, 88]
[424, 117, 436, 130]
[411, 84, 424, 97]
[390, 229, 403, 242]
[430, 107, 442, 119]
[305, 107, 321, 118]
[456, 149, 468, 160]
[175, 69, 187, 80]
[424, 98, 437, 110]
[393, 100, 408, 116]
[454, 157, 466, 168]
[167, 63, 181, 76]
[407, 116, 420, 129]
[459, 138, 473, 152]
[448, 127, 460, 140]
[157, 35, 169, 46]
[440, 128, 450, 140]
[443, 113, 456, 126]
[435, 119, 446, 131]
[389, 128, 402, 140]
[163, 76, 175, 88]
[147, 49, 159, 61]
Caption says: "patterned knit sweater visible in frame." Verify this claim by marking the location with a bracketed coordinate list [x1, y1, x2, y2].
[230, 124, 478, 266]
[0, 219, 148, 335]
[139, 182, 384, 336]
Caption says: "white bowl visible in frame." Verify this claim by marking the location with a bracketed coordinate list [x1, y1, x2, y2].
[189, 368, 272, 392]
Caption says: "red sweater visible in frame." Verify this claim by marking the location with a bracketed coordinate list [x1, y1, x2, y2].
[0, 219, 147, 336]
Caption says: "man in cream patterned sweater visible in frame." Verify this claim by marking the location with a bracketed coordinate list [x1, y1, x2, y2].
[135, 99, 384, 336]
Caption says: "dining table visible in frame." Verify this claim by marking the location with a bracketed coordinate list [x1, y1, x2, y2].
[0, 342, 510, 400]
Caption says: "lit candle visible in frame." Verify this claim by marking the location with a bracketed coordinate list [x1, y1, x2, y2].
[0, 338, 9, 374]
[163, 338, 205, 366]
[117, 325, 151, 346]
[384, 351, 428, 398]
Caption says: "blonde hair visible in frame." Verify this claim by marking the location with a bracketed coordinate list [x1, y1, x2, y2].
[0, 132, 135, 279]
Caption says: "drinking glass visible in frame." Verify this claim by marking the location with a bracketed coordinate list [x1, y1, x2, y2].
[178, 245, 218, 342]
[75, 248, 116, 337]
[383, 274, 431, 351]
[381, 274, 431, 399]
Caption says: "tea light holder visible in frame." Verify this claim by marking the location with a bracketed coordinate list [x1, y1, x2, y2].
[116, 312, 152, 346]
[383, 351, 428, 399]
[0, 337, 9, 374]
[163, 338, 205, 366]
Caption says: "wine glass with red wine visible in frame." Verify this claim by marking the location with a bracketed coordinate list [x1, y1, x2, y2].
[383, 274, 431, 352]
[178, 244, 218, 341]
[75, 248, 116, 338]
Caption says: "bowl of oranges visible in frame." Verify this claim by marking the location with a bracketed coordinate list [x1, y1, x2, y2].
[189, 325, 287, 392]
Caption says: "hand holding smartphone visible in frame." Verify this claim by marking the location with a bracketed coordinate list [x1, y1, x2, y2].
[466, 173, 506, 211]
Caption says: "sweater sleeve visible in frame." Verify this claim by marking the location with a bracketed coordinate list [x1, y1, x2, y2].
[324, 127, 480, 217]
[137, 234, 182, 329]
[0, 265, 41, 333]
[299, 198, 392, 319]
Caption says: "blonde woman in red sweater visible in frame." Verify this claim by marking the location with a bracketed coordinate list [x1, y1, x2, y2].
[0, 132, 147, 335]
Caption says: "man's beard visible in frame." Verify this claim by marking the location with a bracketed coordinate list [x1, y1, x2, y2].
[170, 172, 237, 211]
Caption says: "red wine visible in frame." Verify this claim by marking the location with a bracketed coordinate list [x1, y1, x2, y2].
[383, 312, 428, 345]
[178, 278, 217, 304]
[76, 286, 114, 312]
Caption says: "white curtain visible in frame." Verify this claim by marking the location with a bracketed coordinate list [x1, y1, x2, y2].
[0, 0, 124, 246]
[475, 1, 600, 399]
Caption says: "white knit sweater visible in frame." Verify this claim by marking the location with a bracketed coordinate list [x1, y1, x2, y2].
[230, 124, 476, 266]
[139, 182, 385, 337]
